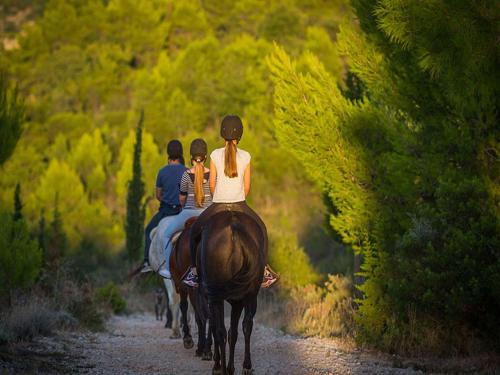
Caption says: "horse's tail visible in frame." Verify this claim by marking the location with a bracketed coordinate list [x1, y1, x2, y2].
[205, 215, 265, 302]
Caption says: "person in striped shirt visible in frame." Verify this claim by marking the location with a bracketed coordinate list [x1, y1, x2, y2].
[158, 139, 212, 279]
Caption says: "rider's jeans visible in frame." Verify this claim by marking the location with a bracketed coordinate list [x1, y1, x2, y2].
[163, 207, 205, 270]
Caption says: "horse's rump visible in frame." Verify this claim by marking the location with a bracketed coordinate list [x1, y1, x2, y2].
[200, 211, 266, 303]
[168, 233, 185, 287]
[148, 216, 176, 272]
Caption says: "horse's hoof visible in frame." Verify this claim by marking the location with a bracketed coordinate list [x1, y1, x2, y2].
[212, 366, 222, 375]
[195, 349, 203, 357]
[226, 367, 235, 375]
[242, 368, 253, 375]
[202, 351, 212, 361]
[183, 337, 194, 349]
[165, 322, 172, 329]
[169, 330, 181, 339]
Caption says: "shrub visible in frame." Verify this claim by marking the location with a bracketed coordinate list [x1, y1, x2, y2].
[258, 274, 355, 339]
[286, 275, 355, 338]
[0, 301, 77, 343]
[0, 211, 42, 304]
[95, 281, 127, 314]
[268, 231, 320, 290]
[37, 265, 105, 331]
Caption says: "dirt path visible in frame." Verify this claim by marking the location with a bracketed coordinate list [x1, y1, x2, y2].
[2, 313, 497, 374]
[28, 313, 426, 375]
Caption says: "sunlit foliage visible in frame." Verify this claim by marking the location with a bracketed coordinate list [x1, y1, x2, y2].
[270, 1, 499, 354]
[0, 73, 24, 166]
[1, 0, 350, 266]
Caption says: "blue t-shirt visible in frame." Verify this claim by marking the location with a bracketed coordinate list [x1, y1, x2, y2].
[155, 164, 187, 207]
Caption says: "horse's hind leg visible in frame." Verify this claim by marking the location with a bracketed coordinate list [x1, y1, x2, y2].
[165, 303, 173, 328]
[164, 279, 181, 338]
[198, 290, 212, 360]
[210, 301, 226, 375]
[194, 309, 204, 357]
[180, 291, 194, 349]
[227, 301, 244, 375]
[204, 317, 213, 360]
[242, 296, 257, 374]
[210, 309, 220, 369]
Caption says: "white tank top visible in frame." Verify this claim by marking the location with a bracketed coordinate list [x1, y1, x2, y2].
[211, 147, 251, 203]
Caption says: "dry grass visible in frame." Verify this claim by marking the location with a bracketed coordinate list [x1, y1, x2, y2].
[0, 299, 77, 343]
[119, 273, 162, 315]
[258, 274, 356, 342]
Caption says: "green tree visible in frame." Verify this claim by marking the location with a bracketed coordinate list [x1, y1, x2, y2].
[68, 129, 111, 199]
[31, 158, 87, 247]
[0, 189, 41, 305]
[0, 73, 24, 166]
[115, 125, 163, 210]
[301, 26, 343, 78]
[166, 0, 210, 52]
[45, 195, 67, 266]
[269, 0, 499, 353]
[258, 1, 305, 49]
[0, 212, 42, 306]
[1, 0, 353, 282]
[38, 209, 47, 260]
[125, 111, 145, 264]
[268, 231, 320, 290]
[13, 182, 23, 221]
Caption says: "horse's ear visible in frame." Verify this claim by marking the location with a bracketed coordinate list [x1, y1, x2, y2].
[184, 216, 199, 229]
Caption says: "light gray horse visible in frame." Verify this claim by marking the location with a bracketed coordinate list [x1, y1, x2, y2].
[148, 216, 192, 339]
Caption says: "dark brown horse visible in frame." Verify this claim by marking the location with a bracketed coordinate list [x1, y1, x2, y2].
[198, 211, 266, 375]
[170, 218, 213, 360]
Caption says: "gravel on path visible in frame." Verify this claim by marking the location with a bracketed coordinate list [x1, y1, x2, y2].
[58, 313, 425, 375]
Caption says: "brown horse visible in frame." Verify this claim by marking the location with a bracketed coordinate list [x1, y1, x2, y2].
[170, 218, 213, 360]
[198, 211, 266, 375]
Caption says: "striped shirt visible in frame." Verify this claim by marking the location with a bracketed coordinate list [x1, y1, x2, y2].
[179, 171, 212, 209]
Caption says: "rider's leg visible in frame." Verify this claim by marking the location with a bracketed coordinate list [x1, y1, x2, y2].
[142, 209, 167, 272]
[162, 211, 189, 267]
[188, 204, 220, 268]
[159, 210, 191, 278]
[183, 204, 222, 286]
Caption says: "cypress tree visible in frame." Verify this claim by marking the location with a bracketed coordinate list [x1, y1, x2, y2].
[125, 110, 145, 264]
[0, 73, 24, 166]
[46, 195, 67, 266]
[13, 182, 23, 221]
[38, 209, 47, 261]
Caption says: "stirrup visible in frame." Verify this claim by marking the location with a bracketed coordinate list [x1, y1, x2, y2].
[141, 261, 153, 273]
[182, 269, 199, 288]
[261, 266, 279, 288]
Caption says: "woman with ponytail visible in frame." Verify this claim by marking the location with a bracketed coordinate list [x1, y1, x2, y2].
[158, 139, 212, 279]
[182, 115, 278, 288]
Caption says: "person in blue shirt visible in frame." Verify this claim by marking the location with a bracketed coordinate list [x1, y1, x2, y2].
[141, 140, 187, 273]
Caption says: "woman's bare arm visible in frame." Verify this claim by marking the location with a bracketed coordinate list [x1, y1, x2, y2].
[209, 159, 217, 195]
[243, 162, 251, 197]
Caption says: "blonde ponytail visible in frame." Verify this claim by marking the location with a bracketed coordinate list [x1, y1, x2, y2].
[224, 140, 238, 178]
[194, 161, 205, 208]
